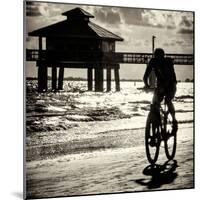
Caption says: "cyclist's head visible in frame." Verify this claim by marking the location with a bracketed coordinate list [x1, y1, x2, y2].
[154, 48, 165, 59]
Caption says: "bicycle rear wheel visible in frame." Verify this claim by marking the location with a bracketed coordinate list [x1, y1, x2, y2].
[145, 113, 161, 165]
[164, 115, 177, 160]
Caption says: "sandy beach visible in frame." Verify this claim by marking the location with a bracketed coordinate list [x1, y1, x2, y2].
[26, 124, 194, 199]
[25, 81, 194, 198]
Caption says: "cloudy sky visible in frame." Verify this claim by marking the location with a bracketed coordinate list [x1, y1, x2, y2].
[26, 1, 194, 81]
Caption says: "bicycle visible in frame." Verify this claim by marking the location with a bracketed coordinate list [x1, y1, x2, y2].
[145, 98, 178, 165]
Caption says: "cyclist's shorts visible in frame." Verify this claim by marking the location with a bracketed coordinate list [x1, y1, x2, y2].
[153, 83, 177, 103]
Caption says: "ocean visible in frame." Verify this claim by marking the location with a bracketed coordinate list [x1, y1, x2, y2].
[26, 81, 193, 162]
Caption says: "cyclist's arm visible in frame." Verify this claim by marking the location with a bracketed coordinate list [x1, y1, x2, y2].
[170, 59, 177, 84]
[166, 57, 177, 84]
[143, 59, 153, 87]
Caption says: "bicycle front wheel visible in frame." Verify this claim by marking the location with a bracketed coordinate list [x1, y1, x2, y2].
[145, 113, 161, 165]
[164, 116, 177, 160]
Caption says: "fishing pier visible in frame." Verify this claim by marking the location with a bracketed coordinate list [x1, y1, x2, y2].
[26, 7, 194, 92]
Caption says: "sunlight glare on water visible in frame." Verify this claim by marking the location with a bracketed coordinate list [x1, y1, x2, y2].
[26, 80, 193, 161]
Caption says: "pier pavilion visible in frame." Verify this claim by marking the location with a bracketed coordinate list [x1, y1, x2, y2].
[27, 7, 194, 92]
[28, 7, 123, 92]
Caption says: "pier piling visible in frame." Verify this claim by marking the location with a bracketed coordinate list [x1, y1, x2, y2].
[52, 67, 57, 91]
[38, 65, 47, 92]
[107, 68, 111, 92]
[37, 37, 48, 92]
[87, 68, 93, 91]
[58, 67, 64, 90]
[95, 66, 104, 92]
[114, 67, 120, 91]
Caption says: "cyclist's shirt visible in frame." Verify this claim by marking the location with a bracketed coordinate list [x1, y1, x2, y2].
[143, 57, 177, 88]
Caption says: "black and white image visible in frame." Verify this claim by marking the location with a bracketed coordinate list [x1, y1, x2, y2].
[25, 1, 194, 199]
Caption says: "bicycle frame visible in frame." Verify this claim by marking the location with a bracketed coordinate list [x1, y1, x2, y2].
[160, 99, 170, 141]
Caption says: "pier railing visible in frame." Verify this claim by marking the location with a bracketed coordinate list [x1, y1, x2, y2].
[26, 49, 194, 65]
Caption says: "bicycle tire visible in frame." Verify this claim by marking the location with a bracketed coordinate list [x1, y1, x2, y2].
[145, 112, 161, 165]
[164, 118, 177, 160]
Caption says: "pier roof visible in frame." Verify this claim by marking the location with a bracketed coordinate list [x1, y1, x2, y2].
[29, 7, 123, 41]
[62, 7, 94, 18]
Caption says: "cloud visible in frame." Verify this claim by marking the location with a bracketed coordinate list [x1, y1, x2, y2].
[180, 15, 193, 28]
[116, 8, 170, 28]
[118, 8, 193, 35]
[141, 10, 178, 29]
[26, 2, 193, 55]
[163, 42, 175, 47]
[26, 2, 194, 36]
[26, 2, 67, 32]
[143, 10, 193, 35]
[90, 7, 121, 25]
[176, 40, 185, 46]
[178, 28, 193, 34]
[26, 2, 42, 16]
[118, 8, 145, 25]
[106, 9, 121, 24]
[26, 1, 64, 17]
[161, 36, 193, 54]
[177, 14, 193, 34]
[132, 39, 150, 47]
[26, 2, 50, 17]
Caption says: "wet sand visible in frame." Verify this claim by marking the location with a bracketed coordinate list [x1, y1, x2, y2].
[26, 125, 194, 199]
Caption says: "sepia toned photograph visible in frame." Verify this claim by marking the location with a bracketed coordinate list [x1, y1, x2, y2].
[25, 0, 194, 199]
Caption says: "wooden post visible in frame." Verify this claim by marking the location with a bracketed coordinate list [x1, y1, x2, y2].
[37, 37, 48, 92]
[38, 36, 43, 92]
[106, 68, 111, 92]
[87, 68, 93, 91]
[38, 65, 43, 92]
[95, 65, 104, 92]
[114, 67, 120, 91]
[58, 67, 64, 90]
[152, 35, 156, 54]
[52, 67, 57, 91]
[43, 66, 48, 91]
[37, 65, 48, 92]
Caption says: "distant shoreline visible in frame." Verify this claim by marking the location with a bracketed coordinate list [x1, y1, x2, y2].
[26, 77, 194, 83]
[26, 77, 143, 82]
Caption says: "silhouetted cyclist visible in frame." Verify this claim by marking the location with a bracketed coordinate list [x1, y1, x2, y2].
[143, 48, 177, 127]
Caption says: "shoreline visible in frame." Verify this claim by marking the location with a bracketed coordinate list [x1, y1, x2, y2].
[26, 126, 194, 198]
[26, 123, 193, 162]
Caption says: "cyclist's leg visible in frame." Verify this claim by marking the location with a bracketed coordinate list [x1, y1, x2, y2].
[152, 88, 164, 122]
[152, 88, 164, 109]
[166, 101, 176, 120]
[165, 83, 177, 125]
[149, 88, 164, 146]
